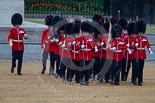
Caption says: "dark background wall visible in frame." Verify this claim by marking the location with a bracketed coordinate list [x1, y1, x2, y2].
[112, 0, 155, 25]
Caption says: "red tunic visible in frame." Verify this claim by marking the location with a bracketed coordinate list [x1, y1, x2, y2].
[92, 38, 101, 58]
[121, 33, 129, 56]
[70, 38, 80, 61]
[8, 28, 28, 51]
[61, 37, 74, 59]
[98, 37, 108, 59]
[41, 29, 56, 52]
[120, 33, 129, 41]
[133, 36, 152, 60]
[54, 33, 66, 55]
[109, 39, 129, 61]
[124, 37, 135, 60]
[78, 36, 96, 61]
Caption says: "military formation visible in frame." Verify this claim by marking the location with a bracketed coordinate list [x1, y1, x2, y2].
[8, 12, 153, 86]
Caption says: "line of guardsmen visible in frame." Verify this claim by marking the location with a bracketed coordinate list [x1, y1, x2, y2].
[8, 13, 153, 86]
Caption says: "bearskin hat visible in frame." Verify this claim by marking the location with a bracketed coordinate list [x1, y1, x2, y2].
[52, 16, 61, 27]
[94, 23, 103, 37]
[81, 21, 91, 32]
[103, 22, 110, 33]
[11, 13, 23, 26]
[64, 23, 73, 34]
[111, 24, 122, 39]
[135, 20, 146, 34]
[117, 18, 128, 30]
[45, 15, 53, 25]
[89, 25, 94, 33]
[127, 22, 135, 35]
[57, 18, 67, 30]
[92, 14, 103, 24]
[109, 17, 117, 26]
[72, 23, 80, 34]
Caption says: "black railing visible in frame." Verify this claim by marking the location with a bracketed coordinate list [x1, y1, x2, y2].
[25, 0, 155, 25]
[24, 0, 110, 19]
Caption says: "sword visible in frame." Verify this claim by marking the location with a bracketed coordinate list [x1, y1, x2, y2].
[125, 37, 129, 72]
[100, 38, 103, 60]
[59, 38, 65, 70]
[82, 36, 85, 67]
[136, 36, 138, 63]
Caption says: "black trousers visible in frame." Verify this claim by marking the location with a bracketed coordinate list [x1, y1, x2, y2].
[12, 50, 24, 73]
[42, 51, 55, 72]
[93, 57, 101, 76]
[124, 59, 135, 82]
[133, 59, 145, 84]
[61, 58, 71, 79]
[79, 60, 91, 82]
[121, 58, 126, 80]
[70, 60, 80, 82]
[111, 60, 122, 83]
[100, 58, 111, 81]
[55, 55, 61, 76]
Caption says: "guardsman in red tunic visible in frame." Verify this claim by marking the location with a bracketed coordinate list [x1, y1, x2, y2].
[92, 14, 103, 80]
[118, 18, 129, 41]
[54, 19, 67, 78]
[123, 22, 136, 82]
[8, 13, 28, 75]
[41, 15, 55, 75]
[69, 23, 81, 83]
[78, 21, 98, 85]
[132, 20, 153, 86]
[117, 18, 129, 81]
[49, 16, 61, 75]
[98, 22, 111, 83]
[92, 26, 102, 80]
[60, 23, 74, 81]
[109, 24, 131, 85]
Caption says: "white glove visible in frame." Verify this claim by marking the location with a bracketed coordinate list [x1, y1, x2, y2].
[9, 43, 13, 47]
[111, 47, 116, 51]
[50, 39, 53, 43]
[149, 51, 153, 54]
[81, 45, 85, 49]
[128, 49, 132, 54]
[135, 43, 138, 47]
[100, 42, 104, 46]
[61, 43, 65, 48]
[45, 41, 48, 43]
[24, 34, 28, 38]
[55, 39, 59, 43]
[42, 44, 45, 49]
[127, 43, 130, 47]
[72, 41, 76, 45]
[95, 47, 98, 52]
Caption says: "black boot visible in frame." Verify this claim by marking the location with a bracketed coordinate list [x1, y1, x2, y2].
[133, 80, 137, 86]
[17, 73, 22, 75]
[11, 67, 14, 73]
[123, 74, 127, 81]
[41, 65, 46, 74]
[11, 59, 16, 73]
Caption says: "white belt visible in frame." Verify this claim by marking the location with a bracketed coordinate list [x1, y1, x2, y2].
[13, 40, 23, 42]
[101, 48, 107, 50]
[81, 49, 91, 51]
[72, 50, 79, 53]
[137, 48, 145, 50]
[114, 50, 122, 52]
[63, 48, 68, 50]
